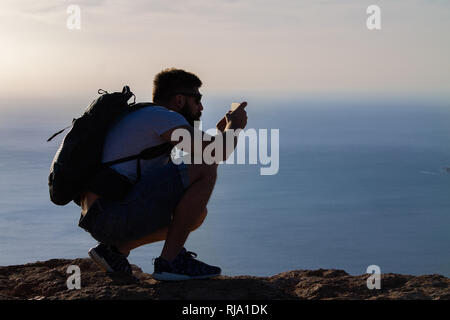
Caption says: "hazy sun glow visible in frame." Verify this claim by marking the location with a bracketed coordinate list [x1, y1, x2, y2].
[0, 0, 449, 105]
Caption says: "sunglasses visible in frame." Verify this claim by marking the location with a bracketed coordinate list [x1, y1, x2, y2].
[174, 91, 202, 104]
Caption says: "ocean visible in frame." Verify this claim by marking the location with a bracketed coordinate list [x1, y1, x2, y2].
[1, 95, 449, 277]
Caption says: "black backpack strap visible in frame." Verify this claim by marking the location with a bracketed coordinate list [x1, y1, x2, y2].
[102, 143, 172, 166]
[123, 86, 136, 105]
[102, 143, 173, 181]
[47, 118, 77, 142]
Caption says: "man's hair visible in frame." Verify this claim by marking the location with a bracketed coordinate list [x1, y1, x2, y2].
[152, 68, 202, 103]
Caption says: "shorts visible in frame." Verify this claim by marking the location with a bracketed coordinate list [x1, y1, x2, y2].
[78, 161, 190, 245]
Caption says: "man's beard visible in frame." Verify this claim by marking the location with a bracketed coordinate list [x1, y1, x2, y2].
[180, 104, 201, 126]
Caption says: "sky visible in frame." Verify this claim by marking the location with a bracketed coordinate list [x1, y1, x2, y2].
[0, 0, 449, 107]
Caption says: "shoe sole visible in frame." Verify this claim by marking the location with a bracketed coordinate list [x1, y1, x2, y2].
[88, 248, 114, 273]
[152, 272, 221, 281]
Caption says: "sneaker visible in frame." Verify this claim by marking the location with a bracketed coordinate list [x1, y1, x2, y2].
[152, 248, 221, 281]
[88, 243, 132, 275]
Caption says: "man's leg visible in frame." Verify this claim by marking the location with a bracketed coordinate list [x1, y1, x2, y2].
[116, 163, 217, 259]
[116, 208, 208, 255]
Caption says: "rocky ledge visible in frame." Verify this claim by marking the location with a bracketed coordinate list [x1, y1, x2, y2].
[0, 258, 448, 300]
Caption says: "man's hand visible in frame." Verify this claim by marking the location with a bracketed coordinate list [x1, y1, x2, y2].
[216, 116, 227, 132]
[225, 102, 248, 131]
[216, 102, 248, 132]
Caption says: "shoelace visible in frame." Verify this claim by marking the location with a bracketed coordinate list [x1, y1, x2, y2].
[184, 251, 198, 259]
[152, 249, 198, 266]
[107, 247, 131, 273]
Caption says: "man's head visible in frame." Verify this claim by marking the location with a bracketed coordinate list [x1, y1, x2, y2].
[153, 68, 203, 126]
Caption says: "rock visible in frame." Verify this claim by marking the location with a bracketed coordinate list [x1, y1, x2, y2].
[0, 258, 448, 300]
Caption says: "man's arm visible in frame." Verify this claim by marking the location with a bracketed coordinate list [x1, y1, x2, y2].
[160, 125, 237, 163]
[160, 102, 248, 163]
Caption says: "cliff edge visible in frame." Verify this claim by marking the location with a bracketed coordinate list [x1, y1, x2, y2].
[0, 258, 449, 300]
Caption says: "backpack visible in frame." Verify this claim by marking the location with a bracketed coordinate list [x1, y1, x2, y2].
[48, 86, 172, 206]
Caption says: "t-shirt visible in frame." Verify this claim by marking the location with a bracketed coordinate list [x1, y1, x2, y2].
[101, 106, 189, 182]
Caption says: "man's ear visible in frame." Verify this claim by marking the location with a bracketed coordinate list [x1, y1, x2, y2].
[173, 94, 186, 111]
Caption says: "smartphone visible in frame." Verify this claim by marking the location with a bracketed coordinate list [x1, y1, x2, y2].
[231, 102, 240, 111]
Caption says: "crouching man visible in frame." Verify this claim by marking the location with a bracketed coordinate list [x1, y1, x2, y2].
[78, 68, 247, 280]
